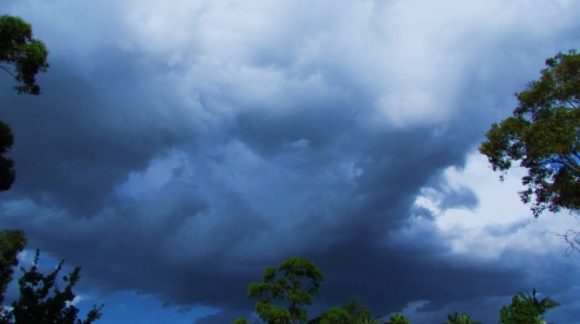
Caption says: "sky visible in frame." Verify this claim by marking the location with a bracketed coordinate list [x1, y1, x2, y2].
[0, 0, 579, 323]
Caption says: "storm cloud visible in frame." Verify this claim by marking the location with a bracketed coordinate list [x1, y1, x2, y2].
[0, 0, 579, 322]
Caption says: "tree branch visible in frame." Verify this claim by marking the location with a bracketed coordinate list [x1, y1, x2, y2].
[0, 64, 17, 79]
[554, 230, 580, 256]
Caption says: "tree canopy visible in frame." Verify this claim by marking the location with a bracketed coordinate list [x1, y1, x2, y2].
[499, 289, 558, 324]
[0, 15, 99, 324]
[316, 307, 352, 324]
[1, 250, 102, 324]
[240, 257, 564, 323]
[315, 299, 376, 324]
[446, 312, 480, 324]
[248, 257, 324, 324]
[0, 230, 26, 307]
[0, 15, 49, 95]
[0, 14, 48, 192]
[388, 313, 410, 324]
[480, 50, 579, 216]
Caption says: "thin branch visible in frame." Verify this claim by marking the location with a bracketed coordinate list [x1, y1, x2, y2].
[0, 64, 17, 79]
[553, 230, 580, 256]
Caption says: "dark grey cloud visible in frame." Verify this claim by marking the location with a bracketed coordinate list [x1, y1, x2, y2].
[0, 54, 198, 215]
[1, 1, 580, 322]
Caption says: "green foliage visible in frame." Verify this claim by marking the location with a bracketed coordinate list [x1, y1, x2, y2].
[499, 289, 558, 324]
[315, 299, 376, 324]
[233, 317, 249, 324]
[0, 15, 49, 95]
[3, 250, 102, 324]
[0, 15, 48, 192]
[341, 299, 375, 323]
[248, 257, 324, 324]
[445, 312, 479, 324]
[318, 307, 352, 324]
[0, 230, 26, 306]
[480, 50, 579, 216]
[388, 312, 410, 324]
[0, 14, 101, 324]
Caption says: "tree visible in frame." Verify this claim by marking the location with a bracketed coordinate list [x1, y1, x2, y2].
[342, 299, 376, 323]
[314, 299, 376, 324]
[232, 318, 249, 324]
[0, 14, 48, 192]
[499, 289, 558, 324]
[0, 15, 94, 323]
[445, 312, 479, 324]
[0, 230, 26, 306]
[248, 257, 324, 324]
[0, 15, 49, 95]
[2, 250, 102, 324]
[317, 307, 352, 324]
[0, 14, 46, 319]
[388, 313, 410, 324]
[479, 50, 579, 216]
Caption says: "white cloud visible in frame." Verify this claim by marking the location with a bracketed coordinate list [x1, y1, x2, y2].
[66, 295, 85, 307]
[8, 0, 576, 126]
[414, 151, 580, 260]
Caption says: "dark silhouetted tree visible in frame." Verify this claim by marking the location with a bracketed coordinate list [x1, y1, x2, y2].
[3, 250, 102, 324]
[0, 230, 26, 307]
[0, 15, 50, 320]
[248, 257, 323, 324]
[480, 50, 579, 216]
[0, 120, 14, 191]
[0, 14, 99, 324]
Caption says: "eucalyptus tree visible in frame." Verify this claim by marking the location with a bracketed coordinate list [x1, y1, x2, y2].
[0, 15, 49, 95]
[480, 50, 579, 217]
[0, 14, 49, 190]
[248, 257, 323, 324]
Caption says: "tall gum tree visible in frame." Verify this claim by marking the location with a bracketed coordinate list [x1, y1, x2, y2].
[0, 14, 49, 311]
[248, 257, 324, 324]
[0, 14, 49, 302]
[480, 50, 579, 217]
[0, 14, 48, 191]
[0, 15, 49, 95]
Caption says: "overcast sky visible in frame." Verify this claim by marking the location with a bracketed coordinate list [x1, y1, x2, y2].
[1, 0, 579, 323]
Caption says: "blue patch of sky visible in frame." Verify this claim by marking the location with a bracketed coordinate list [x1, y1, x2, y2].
[78, 291, 218, 324]
[8, 250, 218, 323]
